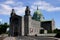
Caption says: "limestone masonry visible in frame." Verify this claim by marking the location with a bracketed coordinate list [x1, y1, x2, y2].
[9, 6, 55, 36]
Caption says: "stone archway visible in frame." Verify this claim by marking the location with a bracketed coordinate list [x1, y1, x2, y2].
[40, 29, 44, 34]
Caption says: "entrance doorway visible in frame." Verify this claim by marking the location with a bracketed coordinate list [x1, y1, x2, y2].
[40, 29, 44, 34]
[14, 32, 18, 36]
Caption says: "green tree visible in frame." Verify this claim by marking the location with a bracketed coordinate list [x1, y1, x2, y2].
[53, 28, 60, 33]
[0, 23, 9, 34]
[54, 28, 60, 38]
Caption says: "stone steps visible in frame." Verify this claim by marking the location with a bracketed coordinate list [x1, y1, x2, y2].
[16, 36, 36, 40]
[3, 37, 16, 40]
[3, 36, 58, 40]
[27, 36, 55, 40]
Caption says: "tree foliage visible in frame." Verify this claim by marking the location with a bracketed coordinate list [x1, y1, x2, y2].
[53, 28, 60, 38]
[47, 30, 52, 33]
[53, 28, 60, 33]
[0, 23, 9, 34]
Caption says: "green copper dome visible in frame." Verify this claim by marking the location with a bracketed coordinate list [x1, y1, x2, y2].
[32, 7, 43, 21]
[34, 9, 41, 14]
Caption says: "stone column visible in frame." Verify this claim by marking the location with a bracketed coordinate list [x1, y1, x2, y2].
[22, 17, 24, 36]
[44, 30, 47, 34]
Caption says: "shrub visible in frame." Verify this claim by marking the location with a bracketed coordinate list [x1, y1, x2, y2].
[55, 32, 60, 38]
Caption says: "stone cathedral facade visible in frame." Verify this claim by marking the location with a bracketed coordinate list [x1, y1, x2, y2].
[9, 6, 55, 36]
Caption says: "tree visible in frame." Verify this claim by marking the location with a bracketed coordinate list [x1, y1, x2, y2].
[53, 28, 60, 33]
[55, 32, 60, 38]
[0, 23, 9, 34]
[53, 28, 60, 38]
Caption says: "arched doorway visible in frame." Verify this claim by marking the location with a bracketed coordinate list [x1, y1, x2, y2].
[40, 29, 44, 34]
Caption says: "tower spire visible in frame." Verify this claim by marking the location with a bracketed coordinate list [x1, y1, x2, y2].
[12, 9, 15, 13]
[11, 9, 16, 16]
[37, 6, 38, 10]
[25, 6, 30, 16]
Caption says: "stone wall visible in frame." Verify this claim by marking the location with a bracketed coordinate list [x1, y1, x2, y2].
[31, 20, 40, 35]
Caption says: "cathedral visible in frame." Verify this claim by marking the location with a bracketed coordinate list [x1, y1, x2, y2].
[9, 6, 55, 36]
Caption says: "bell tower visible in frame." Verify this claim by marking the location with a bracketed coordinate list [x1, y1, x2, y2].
[11, 9, 16, 16]
[10, 9, 22, 36]
[24, 6, 32, 36]
[25, 6, 30, 16]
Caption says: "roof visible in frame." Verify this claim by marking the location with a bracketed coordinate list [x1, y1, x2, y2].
[32, 7, 43, 21]
[34, 9, 42, 16]
[41, 20, 52, 22]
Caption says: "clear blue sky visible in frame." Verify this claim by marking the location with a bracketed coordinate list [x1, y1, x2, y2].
[0, 0, 60, 29]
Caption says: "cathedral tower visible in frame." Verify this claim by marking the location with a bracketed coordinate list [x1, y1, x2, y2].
[11, 9, 16, 16]
[10, 9, 22, 36]
[24, 6, 32, 36]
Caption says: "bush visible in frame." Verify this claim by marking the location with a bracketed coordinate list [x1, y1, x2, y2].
[55, 32, 60, 38]
[0, 23, 9, 34]
[53, 28, 60, 33]
[47, 30, 52, 33]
